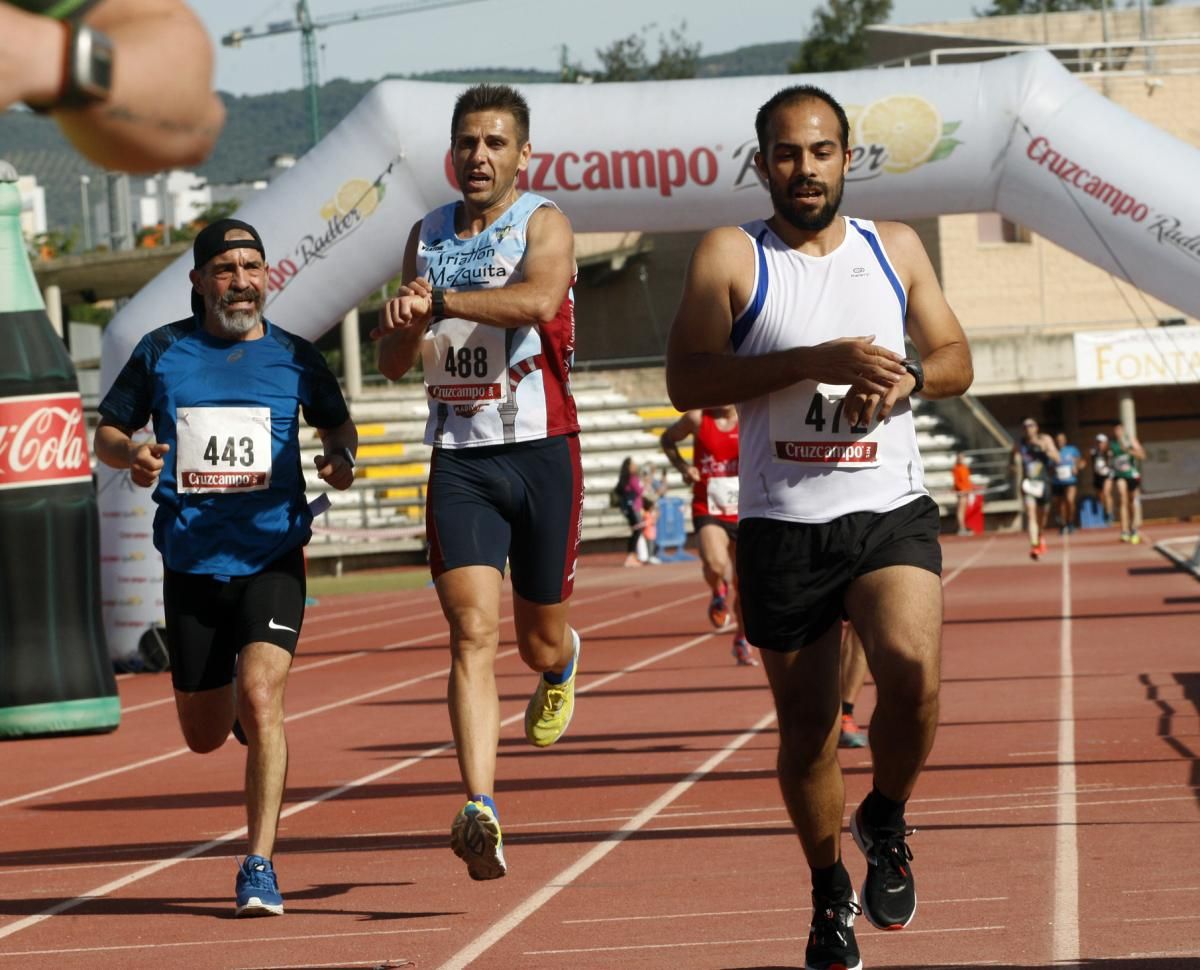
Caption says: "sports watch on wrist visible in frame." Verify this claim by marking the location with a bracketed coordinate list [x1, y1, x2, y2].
[30, 20, 115, 111]
[901, 357, 925, 395]
[430, 287, 446, 321]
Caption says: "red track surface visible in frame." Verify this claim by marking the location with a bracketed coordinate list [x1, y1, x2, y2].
[1, 525, 1198, 969]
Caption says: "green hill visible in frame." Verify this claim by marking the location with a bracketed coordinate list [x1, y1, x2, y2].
[0, 42, 799, 234]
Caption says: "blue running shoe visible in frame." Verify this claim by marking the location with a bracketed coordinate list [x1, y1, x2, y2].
[235, 855, 284, 916]
[838, 714, 867, 749]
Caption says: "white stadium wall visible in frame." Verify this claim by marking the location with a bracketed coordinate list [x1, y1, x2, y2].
[97, 51, 1200, 659]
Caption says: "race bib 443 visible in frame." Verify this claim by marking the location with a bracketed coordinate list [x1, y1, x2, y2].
[176, 406, 272, 493]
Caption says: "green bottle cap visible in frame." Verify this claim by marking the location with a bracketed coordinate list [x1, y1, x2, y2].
[0, 160, 47, 313]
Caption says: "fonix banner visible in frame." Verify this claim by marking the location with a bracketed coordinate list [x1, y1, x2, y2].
[97, 50, 1200, 660]
[1074, 326, 1200, 389]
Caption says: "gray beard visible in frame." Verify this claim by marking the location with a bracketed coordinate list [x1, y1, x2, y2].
[212, 306, 261, 338]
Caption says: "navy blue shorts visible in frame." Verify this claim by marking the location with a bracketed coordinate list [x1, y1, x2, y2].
[737, 496, 942, 652]
[163, 545, 305, 692]
[426, 434, 584, 604]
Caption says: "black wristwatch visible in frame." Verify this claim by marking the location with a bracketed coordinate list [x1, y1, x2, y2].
[30, 21, 115, 111]
[901, 357, 925, 395]
[430, 287, 446, 321]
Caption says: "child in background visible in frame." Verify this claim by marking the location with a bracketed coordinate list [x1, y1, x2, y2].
[615, 457, 645, 567]
[641, 495, 662, 565]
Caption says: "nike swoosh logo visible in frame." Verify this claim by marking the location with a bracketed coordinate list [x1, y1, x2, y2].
[267, 618, 297, 633]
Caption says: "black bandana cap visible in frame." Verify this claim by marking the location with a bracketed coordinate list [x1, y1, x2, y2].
[191, 218, 266, 316]
[192, 218, 265, 269]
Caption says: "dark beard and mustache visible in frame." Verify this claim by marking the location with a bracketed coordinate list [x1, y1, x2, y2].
[770, 176, 845, 232]
[211, 286, 264, 337]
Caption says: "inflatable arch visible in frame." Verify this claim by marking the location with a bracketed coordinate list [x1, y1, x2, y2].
[97, 50, 1200, 659]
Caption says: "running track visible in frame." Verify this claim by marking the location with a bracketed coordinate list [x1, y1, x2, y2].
[1, 525, 1197, 969]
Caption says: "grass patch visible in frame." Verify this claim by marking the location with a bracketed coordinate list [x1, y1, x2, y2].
[307, 569, 432, 598]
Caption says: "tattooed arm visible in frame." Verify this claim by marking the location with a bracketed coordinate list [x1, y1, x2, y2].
[1, 0, 225, 173]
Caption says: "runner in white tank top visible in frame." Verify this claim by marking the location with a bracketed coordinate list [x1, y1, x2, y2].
[733, 215, 927, 523]
[665, 84, 973, 970]
[371, 84, 582, 884]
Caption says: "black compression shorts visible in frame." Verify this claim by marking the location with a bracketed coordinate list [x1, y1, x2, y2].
[426, 434, 584, 604]
[163, 546, 305, 692]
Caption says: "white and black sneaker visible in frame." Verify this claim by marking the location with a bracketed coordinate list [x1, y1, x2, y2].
[851, 800, 917, 930]
[804, 889, 862, 970]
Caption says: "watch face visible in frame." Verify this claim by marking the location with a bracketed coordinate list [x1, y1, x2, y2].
[74, 26, 115, 101]
[92, 44, 114, 92]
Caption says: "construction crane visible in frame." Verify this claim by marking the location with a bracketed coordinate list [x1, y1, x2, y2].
[222, 0, 485, 149]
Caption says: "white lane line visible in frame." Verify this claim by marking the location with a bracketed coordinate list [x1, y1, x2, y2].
[1054, 537, 1080, 964]
[562, 898, 1008, 924]
[523, 924, 1008, 956]
[434, 709, 778, 970]
[0, 591, 715, 942]
[111, 576, 682, 717]
[0, 748, 193, 810]
[235, 961, 414, 970]
[0, 927, 442, 959]
[0, 580, 693, 810]
[564, 906, 803, 923]
[942, 536, 997, 587]
[1123, 915, 1200, 924]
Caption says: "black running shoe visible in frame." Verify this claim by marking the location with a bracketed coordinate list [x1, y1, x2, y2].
[850, 800, 916, 930]
[804, 890, 862, 970]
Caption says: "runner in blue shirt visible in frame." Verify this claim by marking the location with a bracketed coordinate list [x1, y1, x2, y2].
[1051, 431, 1083, 533]
[94, 219, 357, 918]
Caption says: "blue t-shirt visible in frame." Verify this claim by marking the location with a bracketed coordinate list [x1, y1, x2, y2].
[1054, 444, 1081, 486]
[99, 315, 349, 576]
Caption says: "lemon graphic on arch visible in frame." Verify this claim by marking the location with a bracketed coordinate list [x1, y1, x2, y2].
[843, 103, 864, 146]
[857, 95, 942, 174]
[334, 177, 380, 217]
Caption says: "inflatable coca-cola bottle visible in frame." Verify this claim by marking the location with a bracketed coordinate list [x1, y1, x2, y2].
[0, 160, 118, 737]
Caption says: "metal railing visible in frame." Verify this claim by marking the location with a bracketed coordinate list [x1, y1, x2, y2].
[876, 37, 1200, 77]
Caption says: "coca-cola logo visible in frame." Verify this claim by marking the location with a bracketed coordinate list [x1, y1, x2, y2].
[0, 393, 91, 490]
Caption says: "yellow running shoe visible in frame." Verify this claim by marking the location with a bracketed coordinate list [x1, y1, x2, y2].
[450, 801, 507, 880]
[525, 628, 580, 747]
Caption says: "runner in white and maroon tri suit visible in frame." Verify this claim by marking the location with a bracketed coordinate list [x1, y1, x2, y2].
[372, 83, 582, 884]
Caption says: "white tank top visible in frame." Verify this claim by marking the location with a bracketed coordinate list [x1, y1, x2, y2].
[415, 192, 578, 448]
[734, 216, 927, 523]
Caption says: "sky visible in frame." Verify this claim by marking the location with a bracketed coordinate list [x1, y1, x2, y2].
[194, 0, 990, 97]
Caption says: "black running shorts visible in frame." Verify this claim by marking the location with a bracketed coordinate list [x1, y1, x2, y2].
[426, 434, 584, 604]
[163, 546, 306, 692]
[693, 514, 738, 543]
[737, 496, 942, 652]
